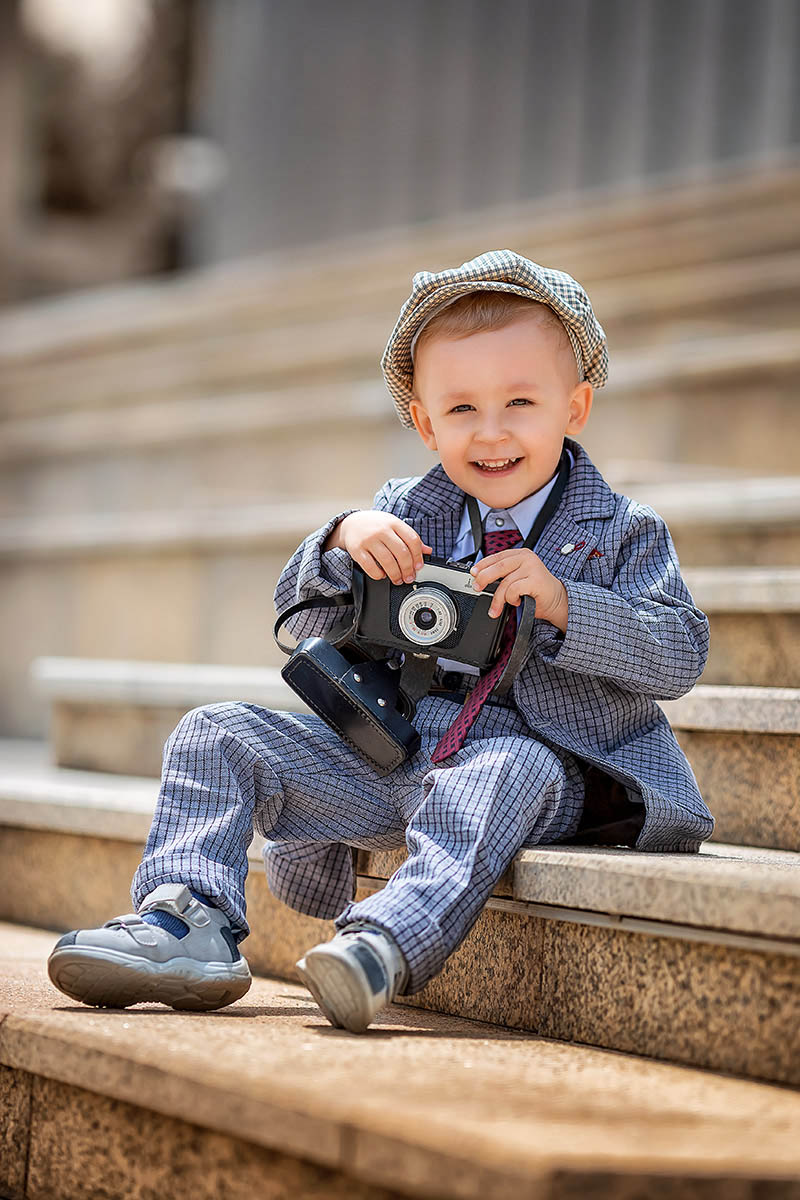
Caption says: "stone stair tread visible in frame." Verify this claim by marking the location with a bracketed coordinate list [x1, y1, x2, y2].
[4, 919, 800, 1193]
[1, 158, 799, 364]
[5, 501, 800, 561]
[680, 566, 800, 611]
[3, 324, 798, 424]
[3, 737, 799, 944]
[28, 661, 800, 733]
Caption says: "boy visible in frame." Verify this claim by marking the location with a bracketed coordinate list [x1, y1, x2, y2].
[48, 250, 713, 1033]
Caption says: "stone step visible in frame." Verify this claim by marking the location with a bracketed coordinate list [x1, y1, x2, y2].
[682, 567, 800, 687]
[1, 324, 798, 479]
[5, 358, 800, 524]
[1, 453, 799, 740]
[6, 925, 800, 1200]
[2, 156, 799, 372]
[1, 496, 796, 741]
[25, 662, 800, 854]
[1, 739, 800, 1091]
[2, 466, 799, 564]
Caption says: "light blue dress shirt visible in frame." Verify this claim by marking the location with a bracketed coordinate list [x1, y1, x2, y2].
[436, 447, 574, 676]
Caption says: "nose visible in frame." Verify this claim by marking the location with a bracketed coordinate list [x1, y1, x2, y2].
[474, 411, 511, 448]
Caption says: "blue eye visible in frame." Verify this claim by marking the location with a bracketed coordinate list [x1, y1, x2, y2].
[449, 404, 474, 413]
[509, 397, 533, 406]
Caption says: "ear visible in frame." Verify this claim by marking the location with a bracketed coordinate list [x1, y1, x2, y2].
[409, 397, 438, 451]
[565, 382, 593, 435]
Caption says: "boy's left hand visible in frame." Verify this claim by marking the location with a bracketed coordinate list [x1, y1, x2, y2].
[470, 548, 569, 633]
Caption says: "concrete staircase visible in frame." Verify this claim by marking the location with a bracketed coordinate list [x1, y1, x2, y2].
[3, 157, 800, 741]
[3, 158, 800, 1195]
[3, 659, 800, 1091]
[7, 925, 800, 1200]
[3, 708, 800, 1196]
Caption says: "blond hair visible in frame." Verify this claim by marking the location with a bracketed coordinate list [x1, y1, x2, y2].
[412, 291, 579, 392]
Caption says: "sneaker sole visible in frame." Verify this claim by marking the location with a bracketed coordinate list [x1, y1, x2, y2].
[47, 946, 252, 1011]
[295, 948, 379, 1034]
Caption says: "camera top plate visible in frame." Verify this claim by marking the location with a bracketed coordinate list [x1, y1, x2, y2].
[415, 557, 498, 597]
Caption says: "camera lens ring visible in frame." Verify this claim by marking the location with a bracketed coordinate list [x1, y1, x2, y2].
[397, 586, 459, 645]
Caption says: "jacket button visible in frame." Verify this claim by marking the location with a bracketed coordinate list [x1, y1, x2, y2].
[560, 543, 575, 554]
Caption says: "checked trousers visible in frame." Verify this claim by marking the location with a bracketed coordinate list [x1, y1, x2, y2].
[131, 694, 585, 995]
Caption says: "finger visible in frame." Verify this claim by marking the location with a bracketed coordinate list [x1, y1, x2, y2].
[353, 547, 386, 581]
[487, 575, 526, 617]
[470, 553, 522, 590]
[393, 522, 434, 569]
[368, 540, 410, 585]
[383, 530, 418, 583]
[487, 579, 510, 618]
[499, 572, 530, 609]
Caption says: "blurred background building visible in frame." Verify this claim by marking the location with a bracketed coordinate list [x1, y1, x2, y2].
[2, 0, 799, 297]
[1, 0, 800, 747]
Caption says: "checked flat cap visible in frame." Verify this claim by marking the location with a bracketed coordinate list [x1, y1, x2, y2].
[381, 249, 608, 429]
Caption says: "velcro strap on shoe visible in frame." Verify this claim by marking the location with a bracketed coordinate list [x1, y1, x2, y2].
[102, 913, 141, 929]
[138, 883, 211, 928]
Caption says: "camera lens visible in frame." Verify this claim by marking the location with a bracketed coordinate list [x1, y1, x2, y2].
[414, 608, 436, 630]
[397, 586, 458, 645]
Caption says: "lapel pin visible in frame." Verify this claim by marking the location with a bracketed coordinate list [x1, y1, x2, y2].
[560, 540, 586, 555]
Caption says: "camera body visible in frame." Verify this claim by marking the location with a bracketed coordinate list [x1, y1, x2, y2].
[355, 555, 512, 669]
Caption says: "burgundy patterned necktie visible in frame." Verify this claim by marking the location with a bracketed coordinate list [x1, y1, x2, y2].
[430, 525, 523, 763]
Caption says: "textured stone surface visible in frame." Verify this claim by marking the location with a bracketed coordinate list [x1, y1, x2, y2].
[51, 702, 188, 776]
[661, 685, 800, 734]
[388, 891, 800, 1087]
[5, 822, 800, 1086]
[0, 829, 143, 932]
[391, 903, 547, 1030]
[0, 547, 293, 740]
[684, 567, 800, 612]
[534, 919, 800, 1085]
[32, 657, 308, 707]
[243, 869, 337, 981]
[23, 1071, 406, 1200]
[702, 614, 800, 687]
[0, 822, 331, 985]
[675, 730, 800, 852]
[5, 922, 800, 1194]
[0, 1062, 31, 1200]
[668, 524, 800, 568]
[360, 841, 800, 941]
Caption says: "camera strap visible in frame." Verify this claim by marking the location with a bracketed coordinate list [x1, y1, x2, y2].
[274, 582, 437, 707]
[273, 594, 357, 655]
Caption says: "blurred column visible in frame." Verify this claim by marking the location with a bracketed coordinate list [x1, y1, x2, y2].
[0, 0, 24, 302]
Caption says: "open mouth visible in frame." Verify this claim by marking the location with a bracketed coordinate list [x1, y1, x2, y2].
[471, 457, 522, 476]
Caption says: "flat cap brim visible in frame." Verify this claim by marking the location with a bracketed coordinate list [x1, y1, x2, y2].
[381, 249, 608, 429]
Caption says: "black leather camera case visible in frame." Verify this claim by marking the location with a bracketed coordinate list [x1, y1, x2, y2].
[281, 636, 421, 776]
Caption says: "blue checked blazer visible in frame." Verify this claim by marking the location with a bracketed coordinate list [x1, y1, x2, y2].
[274, 437, 714, 854]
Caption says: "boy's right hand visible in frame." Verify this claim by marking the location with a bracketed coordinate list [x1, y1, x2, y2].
[326, 511, 433, 585]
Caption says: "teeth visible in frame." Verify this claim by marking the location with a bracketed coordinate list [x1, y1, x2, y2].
[475, 458, 517, 468]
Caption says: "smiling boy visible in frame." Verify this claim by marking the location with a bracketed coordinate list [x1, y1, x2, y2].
[48, 251, 713, 1034]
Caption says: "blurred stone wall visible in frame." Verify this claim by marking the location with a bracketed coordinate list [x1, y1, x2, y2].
[188, 0, 800, 265]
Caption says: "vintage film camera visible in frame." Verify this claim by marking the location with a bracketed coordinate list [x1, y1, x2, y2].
[273, 446, 571, 775]
[274, 556, 534, 776]
[357, 555, 513, 667]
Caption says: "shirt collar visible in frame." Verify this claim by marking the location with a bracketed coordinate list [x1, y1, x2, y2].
[471, 446, 574, 538]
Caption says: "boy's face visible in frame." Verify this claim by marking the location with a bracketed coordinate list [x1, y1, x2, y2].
[408, 313, 593, 508]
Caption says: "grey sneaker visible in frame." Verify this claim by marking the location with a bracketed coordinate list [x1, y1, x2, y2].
[47, 883, 251, 1011]
[295, 921, 409, 1034]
